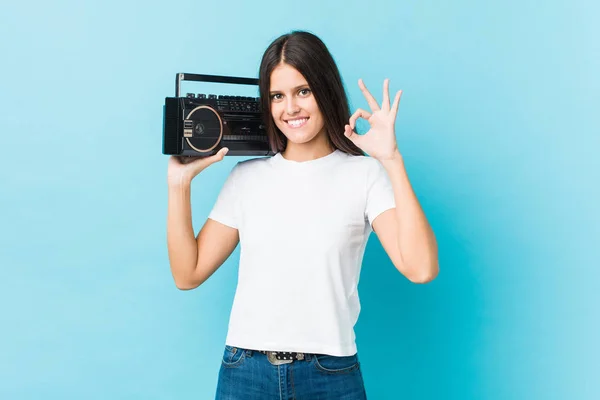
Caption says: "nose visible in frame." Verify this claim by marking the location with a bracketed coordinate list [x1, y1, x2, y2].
[285, 97, 300, 115]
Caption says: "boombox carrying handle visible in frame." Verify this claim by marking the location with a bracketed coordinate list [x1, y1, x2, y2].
[175, 73, 259, 97]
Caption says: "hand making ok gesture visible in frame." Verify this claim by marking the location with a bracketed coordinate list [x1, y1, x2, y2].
[344, 78, 403, 161]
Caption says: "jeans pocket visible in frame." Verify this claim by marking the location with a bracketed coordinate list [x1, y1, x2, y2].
[313, 353, 360, 374]
[221, 345, 246, 368]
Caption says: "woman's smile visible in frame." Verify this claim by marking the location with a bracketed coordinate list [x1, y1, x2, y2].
[285, 117, 310, 129]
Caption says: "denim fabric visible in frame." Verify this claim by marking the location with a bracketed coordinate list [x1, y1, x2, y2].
[215, 345, 368, 399]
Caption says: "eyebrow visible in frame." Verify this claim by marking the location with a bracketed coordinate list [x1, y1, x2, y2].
[269, 84, 309, 94]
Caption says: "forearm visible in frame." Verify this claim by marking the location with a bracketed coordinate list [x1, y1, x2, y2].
[167, 181, 199, 286]
[380, 150, 439, 282]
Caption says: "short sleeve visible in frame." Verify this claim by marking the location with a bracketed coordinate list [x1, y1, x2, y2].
[207, 163, 241, 229]
[365, 159, 396, 227]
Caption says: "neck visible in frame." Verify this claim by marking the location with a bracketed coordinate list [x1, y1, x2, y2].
[281, 131, 334, 162]
[282, 144, 335, 162]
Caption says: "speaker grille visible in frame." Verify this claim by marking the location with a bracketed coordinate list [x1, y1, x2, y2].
[162, 98, 181, 154]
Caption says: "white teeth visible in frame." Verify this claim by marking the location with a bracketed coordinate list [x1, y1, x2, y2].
[287, 118, 308, 127]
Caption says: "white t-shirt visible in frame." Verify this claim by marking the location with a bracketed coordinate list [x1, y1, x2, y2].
[207, 149, 396, 356]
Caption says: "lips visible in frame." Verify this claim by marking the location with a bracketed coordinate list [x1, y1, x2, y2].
[285, 117, 309, 128]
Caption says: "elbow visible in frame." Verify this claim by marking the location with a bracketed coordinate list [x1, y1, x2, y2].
[408, 271, 437, 284]
[169, 260, 203, 290]
[173, 275, 202, 291]
[175, 281, 198, 290]
[404, 261, 439, 284]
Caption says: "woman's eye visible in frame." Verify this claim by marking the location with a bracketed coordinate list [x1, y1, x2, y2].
[271, 89, 310, 100]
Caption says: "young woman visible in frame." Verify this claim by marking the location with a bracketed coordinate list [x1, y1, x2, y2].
[167, 30, 439, 400]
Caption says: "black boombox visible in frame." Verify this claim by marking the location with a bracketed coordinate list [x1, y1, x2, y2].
[162, 73, 275, 157]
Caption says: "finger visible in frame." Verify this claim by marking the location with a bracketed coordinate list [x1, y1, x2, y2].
[217, 147, 229, 158]
[179, 155, 198, 165]
[208, 147, 229, 164]
[191, 147, 229, 171]
[391, 90, 403, 119]
[358, 79, 381, 112]
[344, 124, 362, 145]
[349, 108, 372, 130]
[382, 79, 390, 110]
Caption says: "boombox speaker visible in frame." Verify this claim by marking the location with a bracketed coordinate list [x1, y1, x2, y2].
[162, 73, 274, 157]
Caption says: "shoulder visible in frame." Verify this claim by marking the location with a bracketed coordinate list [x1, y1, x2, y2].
[237, 155, 271, 169]
[340, 154, 390, 193]
[338, 152, 382, 174]
[229, 155, 273, 179]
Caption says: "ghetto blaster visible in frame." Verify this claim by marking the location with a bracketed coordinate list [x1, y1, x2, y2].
[162, 73, 274, 157]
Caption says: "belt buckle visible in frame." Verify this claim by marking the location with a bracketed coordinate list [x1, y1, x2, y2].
[267, 352, 293, 365]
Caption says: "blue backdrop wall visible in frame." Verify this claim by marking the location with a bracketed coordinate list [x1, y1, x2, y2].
[1, 0, 598, 399]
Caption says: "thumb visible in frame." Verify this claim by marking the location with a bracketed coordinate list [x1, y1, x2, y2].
[191, 147, 229, 171]
[344, 124, 360, 145]
[212, 147, 229, 161]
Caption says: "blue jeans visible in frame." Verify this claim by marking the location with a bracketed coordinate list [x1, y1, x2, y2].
[215, 345, 368, 399]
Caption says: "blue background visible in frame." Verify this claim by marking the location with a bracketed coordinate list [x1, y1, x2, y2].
[1, 0, 598, 398]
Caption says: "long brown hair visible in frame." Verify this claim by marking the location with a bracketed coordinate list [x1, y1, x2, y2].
[258, 30, 365, 156]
